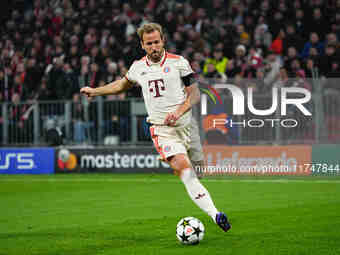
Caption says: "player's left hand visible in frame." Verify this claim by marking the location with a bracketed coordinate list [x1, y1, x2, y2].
[164, 112, 180, 126]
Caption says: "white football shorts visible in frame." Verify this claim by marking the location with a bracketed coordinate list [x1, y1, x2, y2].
[149, 118, 204, 162]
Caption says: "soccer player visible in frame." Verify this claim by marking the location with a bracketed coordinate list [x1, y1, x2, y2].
[80, 23, 231, 232]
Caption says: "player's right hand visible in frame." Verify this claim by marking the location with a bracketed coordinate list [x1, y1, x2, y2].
[80, 86, 96, 99]
[164, 112, 180, 126]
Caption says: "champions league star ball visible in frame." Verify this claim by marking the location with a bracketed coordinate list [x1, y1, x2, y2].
[58, 148, 70, 163]
[176, 217, 205, 245]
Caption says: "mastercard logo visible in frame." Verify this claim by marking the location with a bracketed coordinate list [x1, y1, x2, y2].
[57, 149, 77, 170]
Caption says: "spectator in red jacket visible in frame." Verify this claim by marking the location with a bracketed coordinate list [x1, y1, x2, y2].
[270, 29, 285, 55]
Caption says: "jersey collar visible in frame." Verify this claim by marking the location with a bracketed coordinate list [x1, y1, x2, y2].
[145, 50, 167, 67]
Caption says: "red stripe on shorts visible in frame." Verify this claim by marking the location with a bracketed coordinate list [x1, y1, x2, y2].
[150, 126, 166, 160]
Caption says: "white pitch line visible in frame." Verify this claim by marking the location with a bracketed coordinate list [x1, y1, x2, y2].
[0, 178, 340, 183]
[0, 178, 162, 182]
[205, 179, 340, 183]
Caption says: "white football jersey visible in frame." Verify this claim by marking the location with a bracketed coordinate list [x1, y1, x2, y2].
[125, 51, 193, 126]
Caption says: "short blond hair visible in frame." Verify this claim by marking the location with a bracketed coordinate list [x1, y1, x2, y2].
[137, 23, 164, 42]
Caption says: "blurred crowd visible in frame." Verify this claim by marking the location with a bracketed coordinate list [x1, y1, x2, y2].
[1, 0, 340, 105]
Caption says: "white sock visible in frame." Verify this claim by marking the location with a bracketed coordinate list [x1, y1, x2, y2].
[180, 168, 219, 222]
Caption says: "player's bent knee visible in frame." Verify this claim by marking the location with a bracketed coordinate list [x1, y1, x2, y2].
[168, 154, 192, 176]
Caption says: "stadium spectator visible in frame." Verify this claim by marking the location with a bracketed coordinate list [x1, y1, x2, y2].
[254, 23, 272, 50]
[233, 44, 248, 74]
[301, 32, 324, 59]
[284, 47, 300, 75]
[35, 77, 52, 101]
[203, 49, 228, 75]
[46, 56, 73, 100]
[253, 68, 266, 92]
[304, 58, 317, 78]
[273, 67, 290, 88]
[290, 58, 304, 78]
[100, 61, 118, 87]
[225, 59, 239, 79]
[203, 63, 226, 82]
[263, 51, 281, 88]
[269, 11, 284, 38]
[283, 24, 305, 55]
[247, 47, 263, 70]
[294, 9, 308, 38]
[326, 33, 340, 50]
[25, 58, 44, 99]
[269, 29, 285, 56]
[191, 52, 205, 73]
[63, 62, 79, 96]
[12, 73, 26, 100]
[103, 94, 126, 141]
[307, 8, 329, 40]
[0, 70, 8, 101]
[8, 92, 33, 143]
[71, 93, 86, 144]
[319, 44, 339, 76]
[88, 62, 101, 88]
[236, 24, 250, 46]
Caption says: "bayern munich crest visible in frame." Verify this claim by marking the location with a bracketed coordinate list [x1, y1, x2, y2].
[163, 66, 170, 73]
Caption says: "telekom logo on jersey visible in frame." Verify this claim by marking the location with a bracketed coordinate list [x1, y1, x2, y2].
[148, 79, 165, 97]
[201, 84, 312, 116]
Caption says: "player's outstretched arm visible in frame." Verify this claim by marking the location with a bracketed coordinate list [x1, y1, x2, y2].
[80, 77, 133, 99]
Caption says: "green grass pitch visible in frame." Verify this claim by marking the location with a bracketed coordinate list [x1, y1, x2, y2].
[1, 174, 340, 255]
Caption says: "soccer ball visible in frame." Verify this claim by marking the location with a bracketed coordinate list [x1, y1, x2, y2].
[58, 149, 70, 163]
[176, 217, 205, 245]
